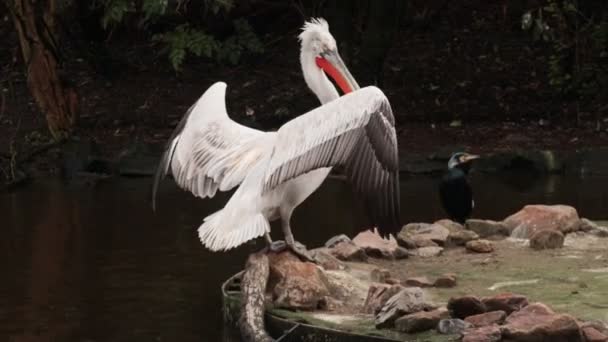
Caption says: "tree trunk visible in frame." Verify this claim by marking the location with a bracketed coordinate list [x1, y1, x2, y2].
[8, 0, 78, 141]
[239, 251, 274, 342]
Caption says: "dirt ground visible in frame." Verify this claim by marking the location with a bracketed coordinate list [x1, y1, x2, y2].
[2, 2, 608, 180]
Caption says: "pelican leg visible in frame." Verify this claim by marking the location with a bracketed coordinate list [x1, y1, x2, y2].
[281, 215, 314, 263]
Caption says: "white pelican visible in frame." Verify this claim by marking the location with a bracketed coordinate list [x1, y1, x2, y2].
[152, 19, 400, 260]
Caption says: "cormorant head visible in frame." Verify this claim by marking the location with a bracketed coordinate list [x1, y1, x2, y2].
[447, 152, 480, 172]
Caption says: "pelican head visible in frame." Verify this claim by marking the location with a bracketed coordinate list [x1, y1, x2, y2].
[299, 18, 359, 103]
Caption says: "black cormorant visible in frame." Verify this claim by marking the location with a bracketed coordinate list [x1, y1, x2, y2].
[439, 152, 479, 224]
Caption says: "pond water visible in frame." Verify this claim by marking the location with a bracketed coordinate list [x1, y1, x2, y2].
[1, 172, 608, 342]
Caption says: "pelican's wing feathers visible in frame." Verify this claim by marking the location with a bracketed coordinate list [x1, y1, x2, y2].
[152, 82, 268, 209]
[262, 86, 401, 234]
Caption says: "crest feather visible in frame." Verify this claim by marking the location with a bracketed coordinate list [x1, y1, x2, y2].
[298, 18, 330, 41]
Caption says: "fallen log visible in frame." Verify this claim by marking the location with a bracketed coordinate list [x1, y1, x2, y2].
[239, 250, 273, 342]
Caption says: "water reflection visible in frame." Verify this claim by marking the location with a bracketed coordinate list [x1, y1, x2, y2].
[0, 172, 607, 341]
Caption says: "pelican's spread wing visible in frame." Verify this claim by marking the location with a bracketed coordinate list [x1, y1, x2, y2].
[262, 86, 401, 234]
[152, 82, 267, 209]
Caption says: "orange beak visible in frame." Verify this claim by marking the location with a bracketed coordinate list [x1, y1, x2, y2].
[315, 50, 360, 95]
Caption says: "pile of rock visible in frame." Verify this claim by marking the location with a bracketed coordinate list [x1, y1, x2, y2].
[364, 288, 608, 341]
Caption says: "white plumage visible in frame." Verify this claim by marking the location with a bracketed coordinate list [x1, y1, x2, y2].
[153, 18, 400, 255]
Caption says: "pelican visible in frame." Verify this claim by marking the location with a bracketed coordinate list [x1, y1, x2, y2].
[152, 19, 400, 259]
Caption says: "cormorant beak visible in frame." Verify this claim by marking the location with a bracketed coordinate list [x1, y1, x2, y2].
[315, 49, 360, 95]
[461, 154, 480, 163]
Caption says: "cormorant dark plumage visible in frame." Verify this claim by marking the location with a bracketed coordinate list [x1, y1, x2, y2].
[439, 152, 479, 224]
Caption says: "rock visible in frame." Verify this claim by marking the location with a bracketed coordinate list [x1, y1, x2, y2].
[385, 277, 401, 285]
[504, 204, 581, 238]
[409, 236, 440, 247]
[309, 248, 345, 270]
[375, 287, 436, 328]
[434, 219, 464, 232]
[581, 321, 608, 336]
[370, 268, 392, 283]
[437, 318, 472, 335]
[396, 235, 418, 249]
[394, 308, 449, 333]
[465, 219, 510, 237]
[404, 276, 433, 288]
[352, 229, 401, 259]
[362, 283, 404, 314]
[530, 229, 565, 249]
[466, 239, 494, 253]
[581, 326, 608, 342]
[501, 302, 582, 342]
[399, 223, 450, 246]
[590, 226, 608, 238]
[414, 246, 444, 258]
[462, 325, 502, 342]
[268, 251, 330, 310]
[579, 218, 598, 232]
[433, 273, 457, 288]
[325, 234, 351, 248]
[482, 293, 529, 314]
[393, 246, 409, 260]
[329, 241, 369, 261]
[465, 310, 507, 327]
[447, 229, 479, 246]
[447, 295, 486, 319]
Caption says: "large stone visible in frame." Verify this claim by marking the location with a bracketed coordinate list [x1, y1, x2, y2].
[375, 287, 436, 328]
[394, 308, 449, 333]
[482, 293, 529, 314]
[433, 273, 457, 288]
[465, 310, 507, 327]
[268, 251, 330, 310]
[462, 325, 502, 342]
[362, 283, 404, 314]
[437, 318, 472, 335]
[329, 241, 369, 261]
[309, 248, 346, 270]
[324, 234, 352, 248]
[414, 246, 444, 258]
[448, 295, 486, 319]
[434, 219, 464, 232]
[501, 302, 582, 342]
[404, 276, 433, 288]
[370, 268, 392, 283]
[466, 239, 494, 253]
[447, 229, 479, 246]
[504, 204, 581, 238]
[399, 223, 450, 246]
[353, 229, 401, 259]
[530, 229, 565, 250]
[465, 219, 510, 237]
[581, 326, 608, 342]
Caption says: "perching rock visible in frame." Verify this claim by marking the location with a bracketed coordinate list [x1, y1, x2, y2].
[362, 283, 404, 314]
[353, 229, 403, 259]
[579, 218, 598, 232]
[447, 295, 486, 319]
[447, 229, 479, 246]
[375, 287, 436, 328]
[504, 204, 581, 238]
[267, 251, 330, 310]
[462, 324, 502, 342]
[433, 273, 457, 288]
[399, 223, 450, 247]
[329, 241, 369, 261]
[482, 293, 529, 314]
[394, 308, 449, 333]
[466, 239, 495, 253]
[437, 318, 472, 335]
[414, 246, 444, 258]
[404, 276, 433, 288]
[530, 229, 565, 249]
[465, 310, 507, 327]
[465, 219, 510, 238]
[501, 302, 582, 342]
